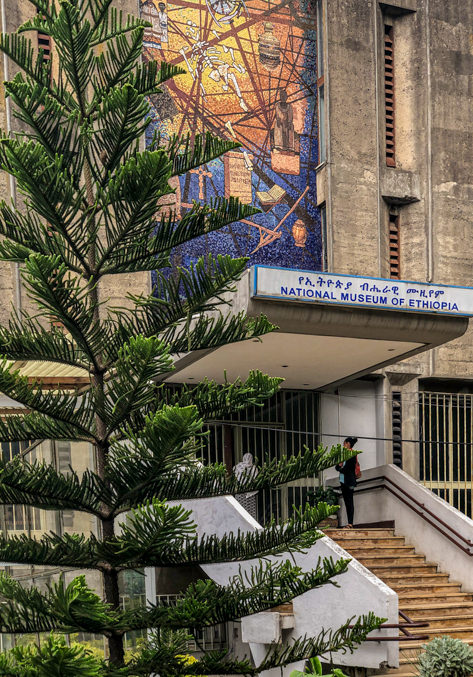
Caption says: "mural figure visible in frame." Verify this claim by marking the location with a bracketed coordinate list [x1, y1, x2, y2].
[157, 2, 168, 43]
[142, 0, 161, 45]
[141, 0, 323, 272]
[273, 90, 296, 153]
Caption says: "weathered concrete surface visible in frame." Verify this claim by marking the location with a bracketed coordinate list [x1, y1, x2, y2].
[323, 0, 473, 474]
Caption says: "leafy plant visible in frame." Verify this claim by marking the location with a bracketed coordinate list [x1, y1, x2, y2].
[0, 634, 103, 676]
[418, 636, 473, 677]
[290, 656, 348, 677]
[307, 486, 339, 507]
[0, 0, 382, 672]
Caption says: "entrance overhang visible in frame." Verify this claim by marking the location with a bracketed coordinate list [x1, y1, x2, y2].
[165, 267, 470, 390]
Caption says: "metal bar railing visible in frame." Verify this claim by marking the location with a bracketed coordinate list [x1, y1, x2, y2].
[352, 611, 429, 643]
[354, 475, 473, 555]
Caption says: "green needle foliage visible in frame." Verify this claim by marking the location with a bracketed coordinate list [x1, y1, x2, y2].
[0, 0, 382, 672]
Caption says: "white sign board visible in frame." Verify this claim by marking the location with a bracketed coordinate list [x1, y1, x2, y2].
[250, 266, 473, 317]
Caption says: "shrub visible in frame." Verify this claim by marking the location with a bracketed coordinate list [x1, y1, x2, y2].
[418, 636, 473, 677]
[307, 486, 339, 507]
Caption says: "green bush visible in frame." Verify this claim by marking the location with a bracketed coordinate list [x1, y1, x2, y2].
[307, 486, 339, 507]
[290, 656, 348, 677]
[418, 636, 473, 677]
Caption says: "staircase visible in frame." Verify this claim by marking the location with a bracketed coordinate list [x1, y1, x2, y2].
[326, 527, 473, 676]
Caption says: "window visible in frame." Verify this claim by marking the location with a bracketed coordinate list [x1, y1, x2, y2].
[419, 391, 473, 518]
[1, 441, 41, 531]
[37, 9, 52, 63]
[56, 441, 74, 528]
[320, 203, 328, 271]
[317, 0, 326, 164]
[392, 391, 402, 467]
[384, 24, 395, 166]
[389, 210, 400, 279]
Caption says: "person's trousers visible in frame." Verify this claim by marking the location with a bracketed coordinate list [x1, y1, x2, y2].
[340, 483, 355, 525]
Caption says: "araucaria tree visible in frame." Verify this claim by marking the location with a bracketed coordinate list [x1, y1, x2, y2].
[0, 0, 380, 673]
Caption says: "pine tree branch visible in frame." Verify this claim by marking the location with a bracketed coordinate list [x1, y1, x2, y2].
[89, 4, 146, 42]
[0, 532, 98, 569]
[108, 255, 252, 349]
[102, 337, 174, 434]
[0, 459, 108, 516]
[0, 574, 120, 635]
[127, 60, 184, 98]
[109, 441, 353, 512]
[6, 76, 83, 181]
[123, 558, 350, 631]
[99, 197, 260, 276]
[0, 140, 89, 270]
[126, 614, 382, 676]
[109, 404, 206, 500]
[157, 372, 282, 421]
[0, 360, 94, 433]
[21, 255, 103, 368]
[161, 311, 275, 355]
[0, 203, 83, 270]
[0, 33, 74, 110]
[95, 150, 173, 272]
[92, 29, 145, 99]
[101, 502, 336, 569]
[164, 131, 240, 177]
[0, 314, 89, 368]
[54, 2, 94, 114]
[256, 613, 384, 672]
[0, 410, 93, 443]
[91, 84, 149, 182]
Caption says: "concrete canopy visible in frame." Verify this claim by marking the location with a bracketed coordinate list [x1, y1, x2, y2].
[166, 270, 469, 390]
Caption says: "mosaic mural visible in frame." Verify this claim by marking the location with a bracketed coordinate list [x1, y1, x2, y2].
[141, 0, 321, 271]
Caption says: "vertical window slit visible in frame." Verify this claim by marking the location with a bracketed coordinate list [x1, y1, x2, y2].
[389, 211, 400, 279]
[384, 24, 395, 166]
[37, 9, 52, 63]
[392, 392, 402, 468]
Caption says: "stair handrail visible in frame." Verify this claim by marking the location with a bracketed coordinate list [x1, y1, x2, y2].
[352, 610, 429, 642]
[354, 474, 473, 556]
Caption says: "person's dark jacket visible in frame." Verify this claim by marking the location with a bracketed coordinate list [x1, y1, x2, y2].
[335, 455, 357, 488]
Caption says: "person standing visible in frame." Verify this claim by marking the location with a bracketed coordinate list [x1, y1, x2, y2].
[336, 436, 358, 528]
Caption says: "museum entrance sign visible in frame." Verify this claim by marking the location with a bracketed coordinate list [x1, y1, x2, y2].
[250, 266, 473, 317]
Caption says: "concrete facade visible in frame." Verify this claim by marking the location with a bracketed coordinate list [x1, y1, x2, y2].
[319, 0, 473, 494]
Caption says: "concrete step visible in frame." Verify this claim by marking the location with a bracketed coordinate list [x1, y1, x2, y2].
[407, 626, 473, 641]
[401, 602, 473, 619]
[369, 563, 438, 575]
[357, 555, 427, 567]
[398, 591, 472, 604]
[413, 614, 473, 629]
[325, 528, 396, 538]
[326, 536, 407, 549]
[380, 667, 418, 677]
[348, 546, 416, 557]
[395, 582, 462, 594]
[382, 572, 450, 586]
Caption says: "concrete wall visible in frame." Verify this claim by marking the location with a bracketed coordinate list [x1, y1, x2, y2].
[156, 494, 399, 673]
[342, 464, 473, 591]
[321, 379, 386, 483]
[322, 0, 473, 479]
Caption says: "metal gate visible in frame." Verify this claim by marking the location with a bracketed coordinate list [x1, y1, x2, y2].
[419, 391, 473, 518]
[201, 390, 320, 525]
